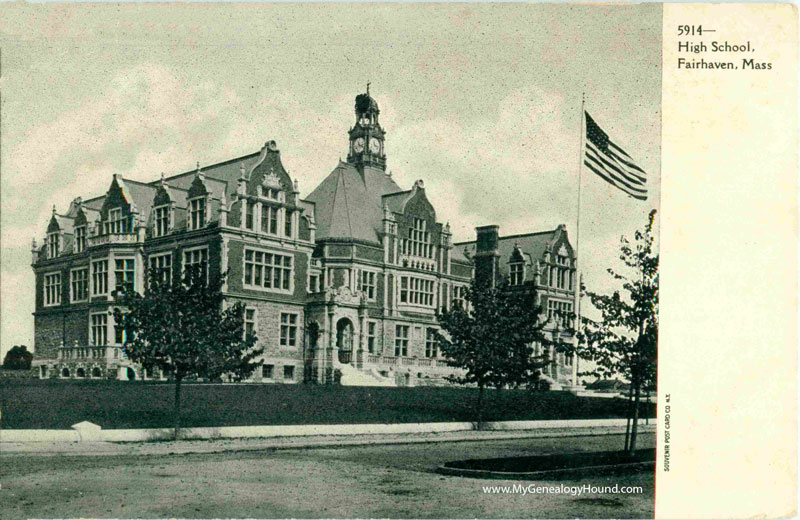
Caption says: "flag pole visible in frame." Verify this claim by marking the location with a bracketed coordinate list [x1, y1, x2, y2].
[572, 93, 585, 389]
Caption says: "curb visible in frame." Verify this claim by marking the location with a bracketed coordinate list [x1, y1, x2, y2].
[0, 418, 656, 444]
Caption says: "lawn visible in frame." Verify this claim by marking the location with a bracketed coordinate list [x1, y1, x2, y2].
[0, 379, 655, 430]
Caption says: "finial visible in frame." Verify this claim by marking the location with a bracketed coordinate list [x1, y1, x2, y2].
[220, 190, 227, 206]
[293, 179, 299, 192]
[239, 164, 246, 180]
[445, 222, 451, 233]
[52, 204, 57, 215]
[196, 161, 200, 171]
[367, 81, 371, 95]
[32, 237, 37, 248]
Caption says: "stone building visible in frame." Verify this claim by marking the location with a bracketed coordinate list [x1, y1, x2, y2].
[30, 90, 577, 388]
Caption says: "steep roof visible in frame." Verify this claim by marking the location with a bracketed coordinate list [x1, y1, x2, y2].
[305, 161, 403, 243]
[156, 152, 260, 200]
[456, 228, 563, 278]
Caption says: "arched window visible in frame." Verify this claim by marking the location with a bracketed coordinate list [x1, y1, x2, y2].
[92, 367, 102, 378]
[62, 367, 70, 378]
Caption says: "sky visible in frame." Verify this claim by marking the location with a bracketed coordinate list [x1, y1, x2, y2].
[0, 3, 661, 358]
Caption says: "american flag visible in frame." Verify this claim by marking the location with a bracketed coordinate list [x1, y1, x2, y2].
[584, 111, 648, 201]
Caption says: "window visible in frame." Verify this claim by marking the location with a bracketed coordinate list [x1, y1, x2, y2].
[189, 198, 206, 230]
[44, 272, 61, 306]
[244, 249, 293, 292]
[107, 208, 126, 234]
[245, 202, 255, 230]
[149, 253, 172, 284]
[510, 262, 524, 286]
[358, 271, 376, 300]
[48, 232, 60, 258]
[283, 365, 295, 380]
[425, 328, 438, 358]
[114, 258, 135, 294]
[183, 247, 208, 281]
[71, 268, 88, 302]
[244, 308, 256, 337]
[402, 217, 433, 258]
[261, 205, 278, 235]
[280, 313, 298, 346]
[262, 364, 274, 379]
[92, 260, 108, 295]
[367, 321, 377, 353]
[400, 276, 408, 303]
[153, 206, 170, 237]
[550, 266, 558, 288]
[399, 276, 434, 307]
[285, 210, 293, 237]
[262, 187, 280, 200]
[113, 313, 133, 345]
[91, 313, 108, 346]
[452, 285, 466, 308]
[547, 300, 573, 327]
[394, 325, 409, 357]
[309, 273, 320, 293]
[75, 226, 86, 253]
[565, 352, 574, 366]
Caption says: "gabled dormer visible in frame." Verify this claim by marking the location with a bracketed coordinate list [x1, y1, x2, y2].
[508, 243, 528, 286]
[99, 174, 136, 236]
[46, 206, 63, 259]
[151, 174, 176, 238]
[187, 165, 210, 231]
[234, 141, 301, 238]
[73, 205, 88, 254]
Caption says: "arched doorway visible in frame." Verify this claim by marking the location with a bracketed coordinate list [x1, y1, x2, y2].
[76, 367, 86, 378]
[40, 365, 48, 379]
[61, 367, 70, 378]
[92, 367, 102, 378]
[126, 367, 136, 381]
[336, 318, 354, 364]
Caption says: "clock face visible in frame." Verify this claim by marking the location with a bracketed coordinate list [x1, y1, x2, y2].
[369, 138, 381, 154]
[353, 137, 365, 153]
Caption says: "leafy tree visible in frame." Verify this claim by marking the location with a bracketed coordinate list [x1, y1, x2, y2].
[435, 279, 550, 426]
[574, 209, 658, 453]
[2, 345, 33, 370]
[114, 266, 262, 440]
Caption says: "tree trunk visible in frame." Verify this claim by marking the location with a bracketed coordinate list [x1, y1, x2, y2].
[630, 381, 642, 453]
[623, 383, 634, 451]
[476, 384, 485, 430]
[173, 374, 183, 441]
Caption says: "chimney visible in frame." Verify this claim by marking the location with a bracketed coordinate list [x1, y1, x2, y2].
[474, 225, 500, 288]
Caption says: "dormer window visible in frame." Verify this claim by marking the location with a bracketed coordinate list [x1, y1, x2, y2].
[402, 217, 433, 259]
[510, 262, 525, 286]
[153, 205, 170, 237]
[189, 198, 206, 230]
[261, 205, 278, 235]
[74, 225, 86, 253]
[261, 186, 281, 200]
[48, 232, 60, 258]
[107, 208, 127, 234]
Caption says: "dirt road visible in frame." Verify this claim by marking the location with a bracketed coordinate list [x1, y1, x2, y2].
[0, 432, 655, 518]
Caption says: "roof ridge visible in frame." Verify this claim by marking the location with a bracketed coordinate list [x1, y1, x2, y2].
[158, 151, 260, 184]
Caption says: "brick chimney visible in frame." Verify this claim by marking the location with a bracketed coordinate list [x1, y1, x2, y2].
[474, 225, 500, 288]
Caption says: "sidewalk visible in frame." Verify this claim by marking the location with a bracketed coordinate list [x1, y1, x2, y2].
[0, 423, 656, 457]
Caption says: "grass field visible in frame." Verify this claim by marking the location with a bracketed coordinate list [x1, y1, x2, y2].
[0, 379, 655, 430]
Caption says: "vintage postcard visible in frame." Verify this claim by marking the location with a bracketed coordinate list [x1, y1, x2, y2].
[0, 2, 796, 519]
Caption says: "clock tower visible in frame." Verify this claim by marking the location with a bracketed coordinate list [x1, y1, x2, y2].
[347, 86, 387, 170]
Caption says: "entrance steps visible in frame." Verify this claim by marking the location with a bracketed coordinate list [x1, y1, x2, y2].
[338, 363, 396, 387]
